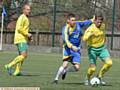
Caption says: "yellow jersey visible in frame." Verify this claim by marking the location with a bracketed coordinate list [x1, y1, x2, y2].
[83, 23, 106, 48]
[14, 14, 30, 44]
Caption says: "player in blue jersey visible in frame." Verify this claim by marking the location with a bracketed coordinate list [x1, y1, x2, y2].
[53, 13, 94, 84]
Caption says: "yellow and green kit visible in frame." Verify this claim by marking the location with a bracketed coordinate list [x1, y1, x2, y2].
[83, 23, 110, 64]
[14, 14, 30, 52]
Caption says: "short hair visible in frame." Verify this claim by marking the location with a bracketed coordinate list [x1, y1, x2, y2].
[22, 4, 31, 10]
[67, 13, 75, 19]
[94, 12, 104, 20]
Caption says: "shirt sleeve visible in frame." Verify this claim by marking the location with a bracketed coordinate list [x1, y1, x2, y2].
[17, 15, 29, 36]
[76, 20, 92, 28]
[64, 25, 73, 48]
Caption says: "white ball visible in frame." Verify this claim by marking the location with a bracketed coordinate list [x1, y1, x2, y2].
[90, 77, 100, 86]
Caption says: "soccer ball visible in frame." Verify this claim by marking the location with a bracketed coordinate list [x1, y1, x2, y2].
[90, 77, 100, 86]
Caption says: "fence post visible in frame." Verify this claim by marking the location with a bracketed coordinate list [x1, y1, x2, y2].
[52, 0, 57, 47]
[35, 30, 39, 45]
[111, 0, 115, 50]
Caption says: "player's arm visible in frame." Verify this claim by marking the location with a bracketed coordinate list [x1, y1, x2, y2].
[77, 20, 92, 27]
[83, 28, 93, 41]
[77, 16, 95, 27]
[64, 25, 73, 48]
[95, 31, 104, 36]
[64, 25, 79, 51]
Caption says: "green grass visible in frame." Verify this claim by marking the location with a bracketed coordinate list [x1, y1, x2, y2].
[0, 51, 120, 90]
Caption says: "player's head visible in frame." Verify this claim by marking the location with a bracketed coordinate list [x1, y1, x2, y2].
[22, 4, 31, 16]
[94, 12, 104, 28]
[67, 13, 76, 27]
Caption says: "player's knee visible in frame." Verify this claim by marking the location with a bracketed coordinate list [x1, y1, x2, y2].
[106, 59, 112, 67]
[21, 51, 28, 58]
[63, 65, 68, 69]
[23, 55, 27, 58]
[62, 61, 69, 69]
[18, 55, 25, 62]
[74, 64, 80, 71]
[90, 67, 96, 72]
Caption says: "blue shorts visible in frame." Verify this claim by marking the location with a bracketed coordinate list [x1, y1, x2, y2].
[63, 46, 81, 64]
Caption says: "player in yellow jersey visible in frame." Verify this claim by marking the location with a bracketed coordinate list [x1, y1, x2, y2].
[83, 13, 112, 85]
[5, 4, 32, 76]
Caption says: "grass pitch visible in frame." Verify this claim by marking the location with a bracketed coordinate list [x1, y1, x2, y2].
[0, 51, 120, 90]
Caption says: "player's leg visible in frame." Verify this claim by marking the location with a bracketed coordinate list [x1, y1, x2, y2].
[13, 43, 28, 76]
[13, 54, 25, 76]
[66, 49, 81, 72]
[13, 51, 23, 76]
[13, 62, 22, 76]
[85, 64, 96, 85]
[5, 43, 28, 75]
[14, 50, 24, 75]
[98, 58, 112, 77]
[66, 63, 79, 72]
[62, 63, 80, 80]
[62, 49, 81, 80]
[84, 48, 97, 85]
[53, 46, 71, 83]
[97, 48, 112, 85]
[53, 61, 69, 83]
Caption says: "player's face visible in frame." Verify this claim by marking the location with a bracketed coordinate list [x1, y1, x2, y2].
[94, 17, 103, 28]
[23, 5, 31, 16]
[68, 17, 76, 27]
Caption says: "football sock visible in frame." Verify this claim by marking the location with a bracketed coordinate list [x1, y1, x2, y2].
[98, 60, 112, 78]
[86, 67, 96, 80]
[8, 55, 25, 68]
[13, 62, 23, 75]
[55, 66, 65, 80]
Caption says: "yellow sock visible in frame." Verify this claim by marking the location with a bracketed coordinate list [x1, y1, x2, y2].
[86, 67, 96, 80]
[13, 62, 22, 75]
[98, 60, 112, 78]
[8, 55, 24, 68]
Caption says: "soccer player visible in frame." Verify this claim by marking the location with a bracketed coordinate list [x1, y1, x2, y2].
[53, 13, 94, 84]
[83, 13, 112, 85]
[5, 4, 32, 76]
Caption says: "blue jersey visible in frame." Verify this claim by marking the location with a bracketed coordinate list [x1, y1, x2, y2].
[62, 20, 92, 48]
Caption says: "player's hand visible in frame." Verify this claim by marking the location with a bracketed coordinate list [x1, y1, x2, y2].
[90, 31, 99, 36]
[94, 31, 103, 36]
[91, 31, 103, 36]
[71, 46, 79, 52]
[91, 15, 95, 23]
[28, 33, 33, 41]
[89, 32, 95, 37]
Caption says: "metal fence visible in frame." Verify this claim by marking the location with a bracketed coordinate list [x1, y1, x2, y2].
[0, 0, 120, 50]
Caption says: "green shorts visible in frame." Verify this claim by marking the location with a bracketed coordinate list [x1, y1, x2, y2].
[88, 45, 110, 64]
[16, 43, 29, 53]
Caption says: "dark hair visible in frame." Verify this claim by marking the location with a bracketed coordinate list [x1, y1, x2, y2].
[67, 13, 75, 19]
[95, 12, 104, 20]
